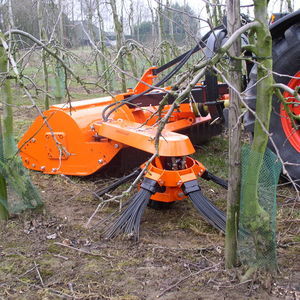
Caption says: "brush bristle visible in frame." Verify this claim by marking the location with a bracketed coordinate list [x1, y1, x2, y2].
[104, 188, 152, 240]
[188, 190, 226, 232]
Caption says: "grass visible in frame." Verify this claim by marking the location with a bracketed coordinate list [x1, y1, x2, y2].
[193, 135, 229, 178]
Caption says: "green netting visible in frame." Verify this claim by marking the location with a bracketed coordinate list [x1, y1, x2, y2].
[0, 157, 43, 214]
[238, 144, 282, 271]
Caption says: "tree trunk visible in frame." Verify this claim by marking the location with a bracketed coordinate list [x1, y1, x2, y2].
[109, 0, 126, 92]
[54, 61, 65, 104]
[37, 0, 50, 109]
[96, 0, 112, 90]
[225, 0, 242, 269]
[157, 0, 165, 65]
[8, 0, 15, 28]
[1, 47, 15, 158]
[147, 0, 155, 41]
[286, 0, 293, 12]
[127, 48, 138, 79]
[0, 115, 8, 221]
[0, 34, 42, 213]
[58, 0, 64, 47]
[242, 0, 276, 273]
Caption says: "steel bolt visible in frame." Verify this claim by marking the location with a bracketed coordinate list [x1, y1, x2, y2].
[40, 166, 45, 171]
[114, 144, 119, 149]
[98, 159, 103, 164]
[32, 164, 36, 168]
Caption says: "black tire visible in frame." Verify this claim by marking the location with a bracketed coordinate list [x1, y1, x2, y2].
[244, 23, 300, 180]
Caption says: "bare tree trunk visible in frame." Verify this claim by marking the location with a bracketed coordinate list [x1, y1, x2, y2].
[0, 33, 42, 214]
[147, 0, 155, 41]
[52, 0, 66, 104]
[166, 0, 173, 42]
[84, 0, 100, 76]
[242, 0, 276, 274]
[137, 11, 141, 42]
[37, 0, 50, 109]
[286, 0, 293, 12]
[58, 0, 64, 47]
[279, 0, 284, 13]
[0, 92, 8, 221]
[225, 0, 242, 269]
[128, 0, 134, 38]
[96, 0, 112, 90]
[127, 48, 138, 78]
[206, 0, 222, 27]
[109, 0, 126, 92]
[157, 0, 165, 65]
[8, 0, 14, 28]
[0, 5, 13, 220]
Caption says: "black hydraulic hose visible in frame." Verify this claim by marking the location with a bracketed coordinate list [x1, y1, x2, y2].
[102, 26, 225, 122]
[101, 45, 197, 121]
[188, 190, 226, 232]
[202, 170, 228, 190]
[183, 180, 226, 232]
[96, 168, 140, 197]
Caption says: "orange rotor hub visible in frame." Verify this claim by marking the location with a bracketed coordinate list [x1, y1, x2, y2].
[143, 156, 206, 203]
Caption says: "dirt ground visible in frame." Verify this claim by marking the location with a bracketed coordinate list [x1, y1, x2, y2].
[0, 105, 299, 300]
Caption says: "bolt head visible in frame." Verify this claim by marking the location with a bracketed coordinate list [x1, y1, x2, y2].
[40, 166, 45, 171]
[98, 159, 103, 164]
[114, 144, 119, 149]
[158, 179, 164, 185]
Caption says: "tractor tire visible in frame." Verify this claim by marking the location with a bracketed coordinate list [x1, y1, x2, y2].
[244, 23, 300, 180]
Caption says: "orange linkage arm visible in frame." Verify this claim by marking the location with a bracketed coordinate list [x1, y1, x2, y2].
[134, 67, 157, 94]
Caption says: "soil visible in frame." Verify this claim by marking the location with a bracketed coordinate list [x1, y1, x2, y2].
[0, 107, 299, 300]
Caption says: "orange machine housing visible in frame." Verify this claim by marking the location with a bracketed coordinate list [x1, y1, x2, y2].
[18, 68, 213, 176]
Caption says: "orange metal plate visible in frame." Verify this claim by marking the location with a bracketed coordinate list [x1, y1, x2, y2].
[94, 119, 195, 156]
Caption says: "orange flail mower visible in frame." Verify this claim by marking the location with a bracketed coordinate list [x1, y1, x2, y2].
[18, 67, 224, 176]
[18, 66, 229, 239]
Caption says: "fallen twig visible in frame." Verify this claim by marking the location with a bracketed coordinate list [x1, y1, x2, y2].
[16, 278, 74, 299]
[34, 261, 44, 287]
[54, 242, 109, 259]
[157, 263, 221, 298]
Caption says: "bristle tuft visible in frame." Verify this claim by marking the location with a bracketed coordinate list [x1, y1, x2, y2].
[188, 190, 226, 232]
